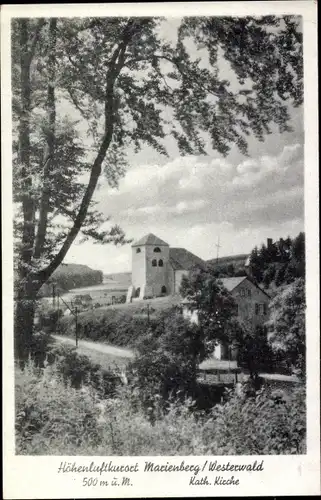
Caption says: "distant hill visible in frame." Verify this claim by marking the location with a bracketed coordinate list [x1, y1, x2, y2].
[207, 253, 249, 274]
[104, 272, 132, 286]
[39, 263, 103, 296]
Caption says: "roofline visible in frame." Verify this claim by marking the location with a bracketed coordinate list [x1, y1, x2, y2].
[131, 242, 169, 247]
[245, 275, 271, 298]
[219, 276, 247, 293]
[220, 275, 271, 298]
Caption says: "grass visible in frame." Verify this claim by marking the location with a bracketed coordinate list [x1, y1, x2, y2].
[52, 337, 131, 371]
[15, 359, 306, 456]
[85, 294, 182, 315]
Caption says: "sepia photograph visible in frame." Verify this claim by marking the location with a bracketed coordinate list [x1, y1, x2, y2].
[2, 2, 320, 498]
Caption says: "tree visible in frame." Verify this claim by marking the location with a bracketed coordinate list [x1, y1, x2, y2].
[235, 323, 274, 381]
[267, 278, 306, 378]
[13, 16, 303, 361]
[180, 267, 240, 359]
[130, 310, 201, 415]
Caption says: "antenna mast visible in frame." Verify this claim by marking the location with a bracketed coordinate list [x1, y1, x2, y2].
[216, 236, 221, 265]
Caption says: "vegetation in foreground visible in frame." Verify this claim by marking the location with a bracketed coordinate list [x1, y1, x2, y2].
[16, 357, 306, 456]
[16, 270, 306, 456]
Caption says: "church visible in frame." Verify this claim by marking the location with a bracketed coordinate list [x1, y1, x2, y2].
[126, 233, 206, 302]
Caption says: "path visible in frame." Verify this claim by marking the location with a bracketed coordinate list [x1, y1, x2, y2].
[52, 334, 135, 359]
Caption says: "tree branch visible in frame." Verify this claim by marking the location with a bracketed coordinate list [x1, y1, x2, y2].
[37, 20, 135, 284]
[34, 19, 57, 260]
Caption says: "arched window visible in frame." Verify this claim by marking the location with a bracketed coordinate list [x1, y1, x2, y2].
[154, 247, 161, 253]
[161, 285, 167, 294]
[136, 248, 141, 253]
[152, 259, 157, 267]
[158, 259, 163, 267]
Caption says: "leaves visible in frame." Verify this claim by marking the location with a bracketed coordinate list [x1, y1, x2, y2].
[267, 278, 306, 378]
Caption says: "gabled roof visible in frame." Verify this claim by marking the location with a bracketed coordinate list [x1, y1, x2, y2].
[220, 276, 271, 298]
[219, 277, 247, 291]
[169, 248, 206, 271]
[132, 233, 169, 247]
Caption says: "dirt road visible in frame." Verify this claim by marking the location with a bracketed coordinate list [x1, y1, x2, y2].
[52, 334, 135, 359]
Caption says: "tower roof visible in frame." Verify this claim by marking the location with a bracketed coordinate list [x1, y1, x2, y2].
[132, 233, 169, 247]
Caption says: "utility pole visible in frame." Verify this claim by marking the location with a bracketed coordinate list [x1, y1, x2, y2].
[75, 306, 78, 348]
[147, 303, 150, 326]
[216, 236, 221, 265]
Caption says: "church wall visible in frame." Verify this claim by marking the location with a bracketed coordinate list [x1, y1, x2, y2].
[132, 246, 146, 292]
[145, 244, 170, 297]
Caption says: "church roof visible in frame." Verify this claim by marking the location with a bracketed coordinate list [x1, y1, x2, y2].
[169, 248, 207, 271]
[132, 233, 169, 247]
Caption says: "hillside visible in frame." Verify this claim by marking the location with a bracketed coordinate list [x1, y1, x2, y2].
[207, 253, 249, 274]
[104, 272, 132, 285]
[38, 263, 103, 296]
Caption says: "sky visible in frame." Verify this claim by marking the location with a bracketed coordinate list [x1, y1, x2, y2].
[64, 18, 304, 274]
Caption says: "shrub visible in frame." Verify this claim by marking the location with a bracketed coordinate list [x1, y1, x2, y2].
[128, 311, 202, 417]
[56, 308, 153, 347]
[203, 384, 306, 455]
[15, 361, 103, 455]
[15, 361, 306, 456]
[47, 343, 121, 398]
[28, 330, 56, 368]
[267, 278, 306, 378]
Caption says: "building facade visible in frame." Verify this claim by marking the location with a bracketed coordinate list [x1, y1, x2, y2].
[183, 276, 270, 361]
[127, 233, 206, 302]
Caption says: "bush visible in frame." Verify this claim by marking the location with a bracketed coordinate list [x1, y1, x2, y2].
[57, 308, 158, 347]
[28, 330, 56, 368]
[15, 361, 306, 456]
[15, 361, 103, 455]
[127, 311, 202, 417]
[203, 384, 306, 455]
[47, 343, 121, 398]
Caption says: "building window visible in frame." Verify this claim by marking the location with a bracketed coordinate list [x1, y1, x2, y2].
[152, 259, 157, 267]
[240, 288, 245, 297]
[136, 248, 141, 253]
[154, 247, 161, 253]
[247, 289, 251, 297]
[255, 303, 259, 315]
[158, 259, 163, 267]
[234, 304, 239, 315]
[263, 303, 268, 315]
[135, 287, 140, 298]
[161, 285, 167, 294]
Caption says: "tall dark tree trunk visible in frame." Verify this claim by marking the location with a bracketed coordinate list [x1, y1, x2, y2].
[14, 19, 45, 365]
[14, 277, 40, 366]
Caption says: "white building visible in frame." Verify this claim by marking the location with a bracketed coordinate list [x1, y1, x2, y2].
[126, 233, 206, 302]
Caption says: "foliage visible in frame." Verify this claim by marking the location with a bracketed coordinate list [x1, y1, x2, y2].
[38, 264, 103, 296]
[235, 323, 276, 376]
[15, 361, 103, 455]
[180, 266, 239, 358]
[15, 360, 306, 456]
[267, 278, 306, 378]
[128, 310, 201, 415]
[248, 233, 305, 288]
[12, 16, 303, 361]
[207, 254, 248, 276]
[57, 308, 152, 347]
[205, 384, 306, 455]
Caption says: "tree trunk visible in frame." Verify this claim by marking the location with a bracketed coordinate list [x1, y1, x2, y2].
[14, 277, 39, 367]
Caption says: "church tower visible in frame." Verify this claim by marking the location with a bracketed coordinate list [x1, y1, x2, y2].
[127, 233, 170, 301]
